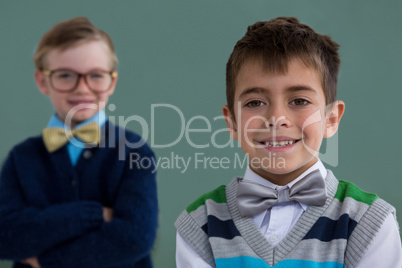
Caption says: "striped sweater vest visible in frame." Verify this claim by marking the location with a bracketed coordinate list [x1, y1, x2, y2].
[175, 170, 396, 268]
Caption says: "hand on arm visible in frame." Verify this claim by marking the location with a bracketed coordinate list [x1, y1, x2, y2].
[20, 257, 41, 268]
[102, 207, 114, 222]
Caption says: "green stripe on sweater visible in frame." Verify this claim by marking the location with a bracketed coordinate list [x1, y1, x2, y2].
[186, 185, 226, 213]
[334, 180, 377, 205]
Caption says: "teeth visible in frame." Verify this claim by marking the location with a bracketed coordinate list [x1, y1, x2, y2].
[264, 140, 296, 147]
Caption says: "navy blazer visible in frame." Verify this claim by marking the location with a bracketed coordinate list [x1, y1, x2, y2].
[0, 121, 158, 268]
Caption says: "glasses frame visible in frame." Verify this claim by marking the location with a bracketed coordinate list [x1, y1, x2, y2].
[42, 68, 117, 93]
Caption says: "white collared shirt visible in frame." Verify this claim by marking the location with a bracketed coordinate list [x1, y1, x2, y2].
[176, 160, 402, 267]
[245, 160, 327, 246]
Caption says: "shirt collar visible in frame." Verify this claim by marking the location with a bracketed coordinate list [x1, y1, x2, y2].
[47, 110, 106, 129]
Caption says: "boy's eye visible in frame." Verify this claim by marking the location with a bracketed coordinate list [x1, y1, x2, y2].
[290, 99, 309, 106]
[55, 72, 75, 80]
[89, 72, 106, 79]
[53, 71, 77, 82]
[246, 100, 265, 107]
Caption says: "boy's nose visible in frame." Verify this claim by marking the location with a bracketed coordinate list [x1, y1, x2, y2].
[74, 75, 91, 93]
[266, 116, 290, 128]
[265, 105, 291, 128]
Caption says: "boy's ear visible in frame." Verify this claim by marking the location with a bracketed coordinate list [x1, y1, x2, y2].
[34, 69, 49, 95]
[222, 105, 238, 141]
[324, 100, 345, 138]
[106, 71, 118, 96]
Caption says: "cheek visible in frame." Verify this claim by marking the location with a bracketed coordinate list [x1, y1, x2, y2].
[298, 107, 326, 129]
[97, 94, 110, 106]
[49, 92, 66, 105]
[241, 112, 267, 131]
[302, 121, 324, 137]
[299, 109, 325, 142]
[298, 108, 321, 128]
[301, 123, 325, 156]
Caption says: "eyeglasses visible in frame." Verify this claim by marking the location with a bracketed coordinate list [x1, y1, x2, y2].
[42, 68, 117, 93]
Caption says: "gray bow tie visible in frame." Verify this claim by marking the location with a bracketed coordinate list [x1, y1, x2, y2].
[236, 169, 327, 217]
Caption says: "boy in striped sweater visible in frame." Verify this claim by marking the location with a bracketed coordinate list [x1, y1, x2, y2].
[175, 17, 401, 267]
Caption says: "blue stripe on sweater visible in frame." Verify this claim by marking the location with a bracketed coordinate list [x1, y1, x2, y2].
[202, 215, 240, 239]
[215, 257, 343, 268]
[215, 256, 270, 267]
[274, 260, 343, 268]
[303, 214, 357, 241]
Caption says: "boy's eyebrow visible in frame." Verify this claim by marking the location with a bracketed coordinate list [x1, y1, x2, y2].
[238, 85, 318, 98]
[286, 85, 318, 94]
[238, 87, 265, 98]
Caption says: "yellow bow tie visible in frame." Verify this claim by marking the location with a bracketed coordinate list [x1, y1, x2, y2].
[42, 122, 100, 153]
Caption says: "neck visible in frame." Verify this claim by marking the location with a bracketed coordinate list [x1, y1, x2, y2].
[55, 114, 80, 129]
[251, 157, 318, 186]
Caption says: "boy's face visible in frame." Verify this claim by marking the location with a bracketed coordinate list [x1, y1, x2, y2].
[35, 40, 117, 128]
[223, 59, 344, 185]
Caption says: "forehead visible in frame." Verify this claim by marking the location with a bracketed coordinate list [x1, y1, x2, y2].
[45, 40, 113, 71]
[234, 58, 324, 99]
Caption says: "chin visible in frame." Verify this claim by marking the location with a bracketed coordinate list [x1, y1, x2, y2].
[250, 162, 288, 175]
[73, 111, 96, 121]
[69, 115, 93, 127]
[260, 160, 312, 175]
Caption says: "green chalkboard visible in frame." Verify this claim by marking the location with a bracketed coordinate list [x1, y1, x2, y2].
[0, 1, 401, 267]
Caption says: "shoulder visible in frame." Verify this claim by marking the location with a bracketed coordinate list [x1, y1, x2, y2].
[330, 179, 395, 220]
[9, 135, 45, 156]
[333, 179, 395, 218]
[175, 184, 227, 227]
[335, 180, 378, 205]
[1, 135, 47, 170]
[175, 184, 229, 236]
[104, 121, 154, 156]
[175, 185, 228, 266]
[185, 185, 227, 214]
[106, 121, 144, 144]
[334, 180, 378, 206]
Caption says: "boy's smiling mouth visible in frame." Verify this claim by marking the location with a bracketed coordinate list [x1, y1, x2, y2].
[257, 136, 301, 149]
[68, 99, 96, 106]
[263, 140, 299, 147]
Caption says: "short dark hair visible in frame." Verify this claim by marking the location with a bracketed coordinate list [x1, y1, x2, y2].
[226, 17, 340, 117]
[34, 17, 118, 70]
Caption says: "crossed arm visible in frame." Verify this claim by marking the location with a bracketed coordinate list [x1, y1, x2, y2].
[20, 207, 113, 268]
